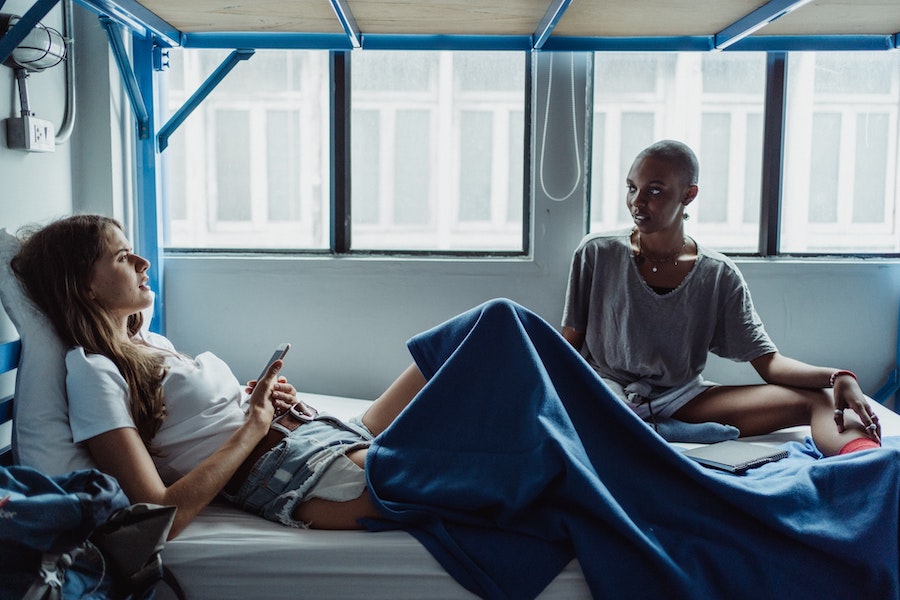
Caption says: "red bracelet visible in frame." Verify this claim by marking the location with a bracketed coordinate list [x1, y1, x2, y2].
[829, 370, 857, 388]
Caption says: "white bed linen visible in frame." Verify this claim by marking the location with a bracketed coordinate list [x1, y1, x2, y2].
[159, 393, 899, 600]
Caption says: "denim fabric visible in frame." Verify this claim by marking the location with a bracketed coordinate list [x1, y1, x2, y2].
[223, 413, 373, 527]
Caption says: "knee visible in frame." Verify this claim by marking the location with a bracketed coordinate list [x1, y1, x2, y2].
[479, 298, 523, 320]
[801, 387, 834, 415]
[482, 297, 519, 312]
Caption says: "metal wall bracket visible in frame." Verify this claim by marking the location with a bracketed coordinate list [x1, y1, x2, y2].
[157, 48, 254, 152]
[100, 15, 150, 139]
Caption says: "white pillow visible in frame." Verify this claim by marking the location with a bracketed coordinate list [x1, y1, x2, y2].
[0, 228, 98, 475]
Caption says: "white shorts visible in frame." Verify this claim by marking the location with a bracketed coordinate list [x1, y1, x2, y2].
[603, 376, 718, 421]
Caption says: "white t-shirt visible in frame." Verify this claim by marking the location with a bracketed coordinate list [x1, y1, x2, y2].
[67, 332, 249, 484]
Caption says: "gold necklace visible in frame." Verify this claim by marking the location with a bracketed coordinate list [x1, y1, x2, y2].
[635, 232, 686, 273]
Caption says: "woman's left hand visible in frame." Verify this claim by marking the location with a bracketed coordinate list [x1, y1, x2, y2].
[270, 377, 299, 416]
[247, 377, 317, 419]
[833, 376, 881, 442]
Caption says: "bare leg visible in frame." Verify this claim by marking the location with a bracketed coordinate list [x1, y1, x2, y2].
[673, 384, 872, 456]
[291, 449, 380, 529]
[361, 363, 427, 436]
[291, 365, 427, 529]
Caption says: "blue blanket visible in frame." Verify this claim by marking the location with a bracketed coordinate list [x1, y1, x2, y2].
[365, 299, 900, 599]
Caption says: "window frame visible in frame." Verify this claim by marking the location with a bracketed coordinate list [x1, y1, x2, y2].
[587, 50, 900, 259]
[160, 49, 534, 259]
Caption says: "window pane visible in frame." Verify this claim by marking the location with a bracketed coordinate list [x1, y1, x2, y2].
[699, 113, 730, 223]
[782, 52, 900, 253]
[215, 110, 251, 222]
[743, 113, 763, 224]
[394, 110, 431, 225]
[266, 110, 301, 221]
[350, 51, 526, 252]
[507, 109, 524, 224]
[459, 110, 493, 222]
[808, 113, 841, 223]
[591, 52, 766, 253]
[350, 110, 380, 225]
[161, 49, 330, 249]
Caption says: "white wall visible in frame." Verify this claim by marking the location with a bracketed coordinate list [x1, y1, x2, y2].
[1, 12, 898, 409]
[157, 53, 900, 405]
[1, 2, 131, 333]
[0, 1, 74, 344]
[163, 52, 592, 399]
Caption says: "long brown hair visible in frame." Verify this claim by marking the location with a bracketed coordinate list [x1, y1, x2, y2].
[11, 214, 168, 447]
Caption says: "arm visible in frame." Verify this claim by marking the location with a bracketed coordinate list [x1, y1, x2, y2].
[562, 327, 585, 351]
[85, 360, 283, 539]
[750, 351, 835, 388]
[750, 351, 878, 439]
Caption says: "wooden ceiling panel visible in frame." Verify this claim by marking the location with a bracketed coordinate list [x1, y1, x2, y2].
[135, 0, 345, 33]
[128, 0, 900, 39]
[347, 0, 551, 36]
[551, 0, 772, 38]
[757, 0, 900, 36]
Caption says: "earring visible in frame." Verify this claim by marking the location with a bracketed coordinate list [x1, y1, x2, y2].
[683, 212, 690, 221]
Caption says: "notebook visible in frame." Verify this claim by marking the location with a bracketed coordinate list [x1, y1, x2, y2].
[681, 440, 789, 473]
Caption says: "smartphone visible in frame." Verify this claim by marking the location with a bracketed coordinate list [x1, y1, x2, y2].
[256, 342, 291, 382]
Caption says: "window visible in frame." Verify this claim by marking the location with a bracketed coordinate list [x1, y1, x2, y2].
[161, 49, 527, 253]
[781, 52, 900, 253]
[590, 52, 767, 253]
[162, 50, 331, 250]
[351, 52, 525, 251]
[590, 50, 900, 255]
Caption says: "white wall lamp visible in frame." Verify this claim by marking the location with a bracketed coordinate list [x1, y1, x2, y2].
[1, 13, 68, 152]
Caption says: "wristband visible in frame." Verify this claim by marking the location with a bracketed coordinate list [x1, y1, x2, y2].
[829, 369, 857, 388]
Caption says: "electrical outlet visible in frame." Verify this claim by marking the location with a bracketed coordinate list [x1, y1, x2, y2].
[4, 116, 55, 152]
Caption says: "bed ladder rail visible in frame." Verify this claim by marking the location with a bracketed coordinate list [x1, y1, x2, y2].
[872, 299, 900, 410]
[0, 339, 21, 466]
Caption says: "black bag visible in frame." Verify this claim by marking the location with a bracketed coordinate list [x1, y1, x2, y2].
[0, 465, 179, 600]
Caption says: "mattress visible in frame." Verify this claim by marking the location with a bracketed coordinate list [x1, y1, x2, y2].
[159, 392, 900, 600]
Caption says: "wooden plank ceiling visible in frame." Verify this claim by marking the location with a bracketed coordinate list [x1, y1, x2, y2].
[127, 0, 900, 38]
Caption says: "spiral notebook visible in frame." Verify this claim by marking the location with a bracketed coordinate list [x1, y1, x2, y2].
[682, 440, 789, 473]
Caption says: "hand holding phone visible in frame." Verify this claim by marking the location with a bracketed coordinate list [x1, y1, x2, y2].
[256, 343, 291, 382]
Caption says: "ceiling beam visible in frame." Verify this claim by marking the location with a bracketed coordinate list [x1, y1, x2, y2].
[329, 0, 360, 49]
[714, 0, 813, 50]
[533, 0, 572, 50]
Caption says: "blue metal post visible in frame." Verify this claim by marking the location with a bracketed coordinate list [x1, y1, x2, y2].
[132, 32, 165, 334]
[100, 16, 150, 139]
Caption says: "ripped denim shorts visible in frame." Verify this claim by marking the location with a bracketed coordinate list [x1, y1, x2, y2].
[221, 413, 374, 527]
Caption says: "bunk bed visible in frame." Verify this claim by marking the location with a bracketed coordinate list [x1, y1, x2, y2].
[3, 228, 900, 598]
[2, 1, 900, 598]
[2, 0, 898, 324]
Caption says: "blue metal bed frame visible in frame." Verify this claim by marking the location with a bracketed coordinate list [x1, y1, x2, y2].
[0, 339, 21, 466]
[873, 301, 900, 408]
[1, 1, 898, 340]
[1, 312, 897, 469]
[0, 3, 896, 459]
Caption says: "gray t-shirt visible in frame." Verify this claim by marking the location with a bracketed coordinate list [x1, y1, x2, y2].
[562, 230, 777, 399]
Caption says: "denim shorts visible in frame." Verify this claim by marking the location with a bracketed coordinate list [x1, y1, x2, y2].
[221, 413, 374, 528]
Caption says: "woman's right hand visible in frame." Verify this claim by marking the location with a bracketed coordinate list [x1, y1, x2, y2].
[246, 359, 283, 426]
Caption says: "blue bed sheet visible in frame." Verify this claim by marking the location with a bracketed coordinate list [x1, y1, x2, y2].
[365, 299, 900, 600]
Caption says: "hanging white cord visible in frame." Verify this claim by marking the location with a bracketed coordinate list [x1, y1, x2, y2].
[539, 53, 582, 202]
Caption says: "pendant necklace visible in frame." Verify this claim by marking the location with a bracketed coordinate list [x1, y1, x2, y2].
[636, 232, 686, 273]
